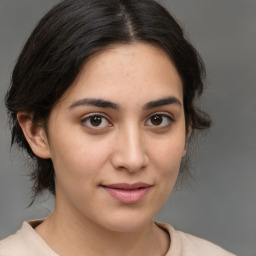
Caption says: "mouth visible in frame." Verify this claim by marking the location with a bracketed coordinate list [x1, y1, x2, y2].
[100, 182, 153, 204]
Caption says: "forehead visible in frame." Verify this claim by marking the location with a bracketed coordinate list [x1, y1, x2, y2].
[59, 43, 183, 107]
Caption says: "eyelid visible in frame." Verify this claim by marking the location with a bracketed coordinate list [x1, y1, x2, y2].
[145, 112, 175, 128]
[146, 111, 175, 121]
[81, 112, 112, 128]
[81, 112, 110, 119]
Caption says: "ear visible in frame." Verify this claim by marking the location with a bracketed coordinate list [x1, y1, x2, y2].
[183, 125, 192, 157]
[17, 112, 51, 159]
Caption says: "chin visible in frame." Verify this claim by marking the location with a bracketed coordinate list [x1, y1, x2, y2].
[97, 210, 155, 233]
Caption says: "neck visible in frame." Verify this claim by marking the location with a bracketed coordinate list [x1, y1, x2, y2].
[35, 206, 169, 256]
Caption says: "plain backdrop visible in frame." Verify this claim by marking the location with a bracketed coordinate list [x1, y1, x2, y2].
[0, 1, 255, 255]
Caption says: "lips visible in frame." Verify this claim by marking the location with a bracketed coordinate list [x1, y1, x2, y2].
[100, 182, 152, 204]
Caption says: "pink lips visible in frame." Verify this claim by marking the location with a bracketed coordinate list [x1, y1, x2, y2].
[101, 182, 152, 204]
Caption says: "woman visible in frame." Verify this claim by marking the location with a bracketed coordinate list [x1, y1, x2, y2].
[0, 0, 236, 255]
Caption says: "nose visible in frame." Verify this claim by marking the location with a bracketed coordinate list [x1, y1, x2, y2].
[111, 125, 149, 173]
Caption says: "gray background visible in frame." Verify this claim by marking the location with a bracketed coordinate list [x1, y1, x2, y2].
[0, 0, 255, 255]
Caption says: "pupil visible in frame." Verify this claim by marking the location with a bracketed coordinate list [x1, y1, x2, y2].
[151, 115, 162, 126]
[91, 116, 102, 126]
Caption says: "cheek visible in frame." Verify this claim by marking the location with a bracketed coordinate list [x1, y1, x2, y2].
[146, 136, 185, 213]
[152, 136, 185, 169]
[149, 133, 185, 187]
[49, 130, 112, 184]
[50, 135, 111, 206]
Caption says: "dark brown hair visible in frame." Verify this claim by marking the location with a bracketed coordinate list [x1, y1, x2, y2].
[5, 0, 211, 198]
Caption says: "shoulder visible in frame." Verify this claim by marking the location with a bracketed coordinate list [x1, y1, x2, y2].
[0, 223, 29, 256]
[176, 230, 236, 256]
[0, 220, 58, 256]
[156, 222, 237, 256]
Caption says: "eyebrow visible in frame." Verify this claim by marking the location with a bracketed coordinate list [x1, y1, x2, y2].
[69, 98, 119, 109]
[143, 96, 182, 110]
[69, 96, 181, 110]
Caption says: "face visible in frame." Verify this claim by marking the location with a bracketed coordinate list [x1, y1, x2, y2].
[43, 43, 187, 232]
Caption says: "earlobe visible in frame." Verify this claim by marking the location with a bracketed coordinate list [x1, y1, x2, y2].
[17, 112, 51, 159]
[183, 125, 192, 157]
[182, 147, 187, 157]
[186, 125, 192, 140]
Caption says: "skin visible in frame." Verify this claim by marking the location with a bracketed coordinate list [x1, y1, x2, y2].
[18, 43, 188, 256]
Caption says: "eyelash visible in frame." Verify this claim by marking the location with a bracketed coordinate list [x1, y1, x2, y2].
[81, 113, 112, 129]
[81, 112, 174, 130]
[145, 113, 174, 129]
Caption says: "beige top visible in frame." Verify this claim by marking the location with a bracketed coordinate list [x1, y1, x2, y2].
[0, 220, 236, 256]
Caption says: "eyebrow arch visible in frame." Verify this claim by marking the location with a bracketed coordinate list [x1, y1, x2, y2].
[69, 98, 119, 110]
[69, 96, 181, 110]
[143, 96, 182, 110]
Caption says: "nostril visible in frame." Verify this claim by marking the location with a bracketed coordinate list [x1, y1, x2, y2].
[110, 133, 149, 172]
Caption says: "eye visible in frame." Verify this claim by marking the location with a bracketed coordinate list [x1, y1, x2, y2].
[145, 114, 173, 128]
[81, 114, 111, 129]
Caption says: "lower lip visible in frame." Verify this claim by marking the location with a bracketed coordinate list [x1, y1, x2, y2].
[101, 186, 151, 204]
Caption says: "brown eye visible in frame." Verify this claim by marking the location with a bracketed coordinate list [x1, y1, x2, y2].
[145, 114, 172, 128]
[82, 114, 110, 128]
[150, 115, 163, 126]
[90, 116, 103, 126]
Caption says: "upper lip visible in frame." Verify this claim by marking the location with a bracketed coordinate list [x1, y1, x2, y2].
[101, 182, 152, 190]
